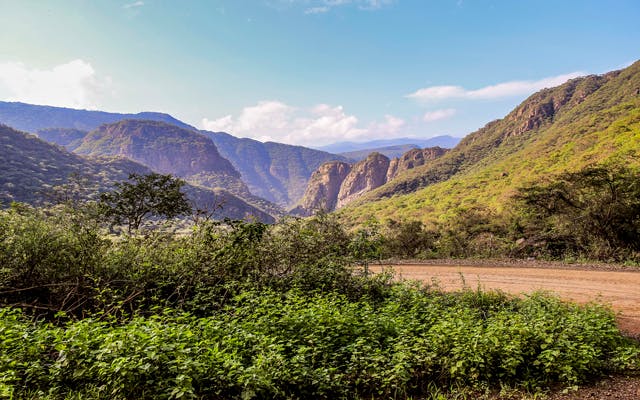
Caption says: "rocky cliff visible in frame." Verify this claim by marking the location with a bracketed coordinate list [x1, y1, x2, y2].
[386, 147, 449, 181]
[336, 153, 390, 209]
[293, 148, 448, 214]
[290, 161, 351, 216]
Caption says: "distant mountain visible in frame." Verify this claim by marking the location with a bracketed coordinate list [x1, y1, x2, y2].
[36, 127, 88, 150]
[0, 124, 274, 222]
[316, 135, 460, 154]
[75, 120, 238, 178]
[339, 60, 640, 225]
[0, 101, 348, 209]
[73, 120, 283, 218]
[201, 131, 348, 207]
[0, 101, 195, 133]
[339, 144, 419, 162]
[293, 147, 448, 216]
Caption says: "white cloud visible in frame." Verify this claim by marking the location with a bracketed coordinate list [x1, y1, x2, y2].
[369, 114, 405, 134]
[407, 72, 586, 102]
[202, 115, 234, 132]
[123, 1, 144, 9]
[274, 0, 394, 14]
[0, 59, 112, 109]
[202, 101, 409, 146]
[423, 108, 456, 122]
[304, 6, 329, 14]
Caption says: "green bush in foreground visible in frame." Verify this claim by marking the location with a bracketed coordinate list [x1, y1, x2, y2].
[1, 288, 638, 399]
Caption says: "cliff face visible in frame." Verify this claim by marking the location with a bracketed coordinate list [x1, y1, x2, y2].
[386, 147, 449, 181]
[290, 161, 351, 216]
[336, 153, 390, 209]
[293, 147, 448, 214]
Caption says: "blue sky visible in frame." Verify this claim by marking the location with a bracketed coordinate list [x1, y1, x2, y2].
[0, 0, 638, 146]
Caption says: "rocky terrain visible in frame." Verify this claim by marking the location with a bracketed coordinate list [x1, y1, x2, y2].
[293, 147, 448, 215]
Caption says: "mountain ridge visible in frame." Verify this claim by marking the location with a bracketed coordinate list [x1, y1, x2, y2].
[339, 60, 640, 226]
[0, 124, 275, 222]
[0, 101, 195, 133]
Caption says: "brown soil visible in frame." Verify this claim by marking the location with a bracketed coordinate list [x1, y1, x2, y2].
[373, 261, 640, 399]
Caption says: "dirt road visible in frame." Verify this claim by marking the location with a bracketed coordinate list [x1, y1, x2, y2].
[374, 263, 640, 337]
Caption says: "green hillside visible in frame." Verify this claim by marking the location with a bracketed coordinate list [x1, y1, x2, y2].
[340, 61, 640, 226]
[0, 124, 275, 222]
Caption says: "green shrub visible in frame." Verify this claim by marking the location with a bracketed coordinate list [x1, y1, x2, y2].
[1, 289, 637, 399]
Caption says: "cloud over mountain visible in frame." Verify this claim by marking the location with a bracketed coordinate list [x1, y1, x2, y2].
[407, 72, 585, 102]
[203, 100, 407, 146]
[0, 59, 112, 109]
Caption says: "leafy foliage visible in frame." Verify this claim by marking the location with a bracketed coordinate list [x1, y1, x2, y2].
[0, 290, 637, 399]
[0, 202, 639, 398]
[514, 163, 640, 260]
[98, 173, 192, 233]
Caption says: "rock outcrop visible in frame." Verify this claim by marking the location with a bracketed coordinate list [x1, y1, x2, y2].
[290, 161, 351, 216]
[293, 147, 448, 214]
[386, 147, 449, 181]
[336, 153, 390, 209]
[75, 120, 239, 178]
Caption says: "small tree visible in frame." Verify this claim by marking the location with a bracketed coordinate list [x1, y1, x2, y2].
[99, 173, 192, 233]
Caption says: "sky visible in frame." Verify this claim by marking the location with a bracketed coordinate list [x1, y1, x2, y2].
[0, 0, 638, 146]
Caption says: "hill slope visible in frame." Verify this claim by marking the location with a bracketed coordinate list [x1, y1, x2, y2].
[340, 61, 640, 225]
[0, 101, 195, 133]
[0, 124, 274, 222]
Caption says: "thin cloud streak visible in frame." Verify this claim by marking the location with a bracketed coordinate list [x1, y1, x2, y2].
[407, 72, 586, 101]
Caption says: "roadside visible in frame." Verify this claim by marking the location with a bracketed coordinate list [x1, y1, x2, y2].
[372, 261, 640, 337]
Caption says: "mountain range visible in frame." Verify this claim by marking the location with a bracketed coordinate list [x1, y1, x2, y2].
[315, 136, 460, 154]
[0, 124, 275, 222]
[1, 60, 638, 226]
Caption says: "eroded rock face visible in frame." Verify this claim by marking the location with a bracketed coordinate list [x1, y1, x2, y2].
[293, 147, 449, 214]
[336, 152, 390, 209]
[290, 161, 352, 216]
[386, 147, 448, 181]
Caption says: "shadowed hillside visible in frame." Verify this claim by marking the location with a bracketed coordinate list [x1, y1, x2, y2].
[202, 130, 347, 206]
[0, 124, 275, 222]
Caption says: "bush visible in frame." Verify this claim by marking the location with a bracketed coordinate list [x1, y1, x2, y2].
[1, 289, 637, 399]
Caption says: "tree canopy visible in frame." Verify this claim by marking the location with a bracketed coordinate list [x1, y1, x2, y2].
[98, 173, 191, 232]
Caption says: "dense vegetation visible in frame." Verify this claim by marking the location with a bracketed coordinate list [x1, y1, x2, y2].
[353, 161, 640, 263]
[0, 197, 639, 399]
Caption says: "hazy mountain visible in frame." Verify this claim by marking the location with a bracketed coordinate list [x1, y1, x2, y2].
[0, 101, 195, 133]
[201, 131, 348, 207]
[339, 144, 419, 162]
[339, 60, 640, 225]
[75, 120, 238, 178]
[0, 101, 347, 209]
[36, 127, 88, 151]
[0, 124, 275, 222]
[316, 135, 460, 154]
